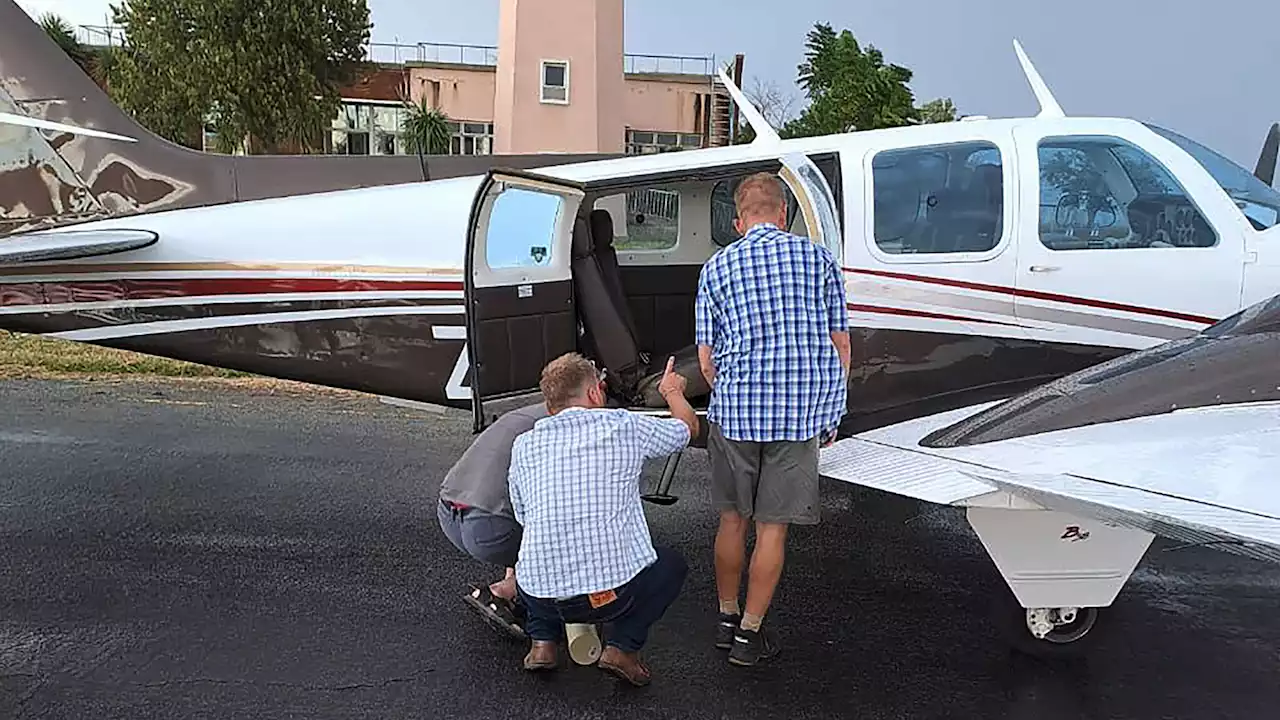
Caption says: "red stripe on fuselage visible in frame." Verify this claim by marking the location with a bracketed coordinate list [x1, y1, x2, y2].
[844, 267, 1216, 325]
[0, 278, 465, 306]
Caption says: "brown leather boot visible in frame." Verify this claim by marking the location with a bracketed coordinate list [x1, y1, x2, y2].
[522, 640, 559, 672]
[597, 645, 651, 686]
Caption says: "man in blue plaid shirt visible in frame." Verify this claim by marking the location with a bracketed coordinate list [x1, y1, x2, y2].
[696, 172, 851, 667]
[508, 352, 699, 686]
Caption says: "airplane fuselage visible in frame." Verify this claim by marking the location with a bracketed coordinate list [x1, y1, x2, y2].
[2, 115, 1279, 437]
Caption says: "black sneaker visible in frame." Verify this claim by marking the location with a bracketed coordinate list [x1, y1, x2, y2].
[728, 625, 779, 666]
[715, 612, 741, 650]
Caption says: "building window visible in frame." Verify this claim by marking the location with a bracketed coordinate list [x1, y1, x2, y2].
[626, 129, 703, 155]
[449, 121, 493, 155]
[871, 141, 1004, 255]
[1037, 137, 1217, 250]
[541, 60, 569, 104]
[328, 101, 405, 156]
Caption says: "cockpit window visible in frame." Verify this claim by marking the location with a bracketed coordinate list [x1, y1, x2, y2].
[1201, 293, 1280, 337]
[1145, 124, 1280, 230]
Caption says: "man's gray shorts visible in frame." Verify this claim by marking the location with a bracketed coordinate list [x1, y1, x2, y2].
[436, 498, 522, 568]
[707, 422, 820, 525]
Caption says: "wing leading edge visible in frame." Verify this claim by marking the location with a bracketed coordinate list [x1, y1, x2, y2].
[0, 229, 158, 264]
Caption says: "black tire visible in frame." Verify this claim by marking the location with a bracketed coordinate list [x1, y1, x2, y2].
[992, 590, 1105, 660]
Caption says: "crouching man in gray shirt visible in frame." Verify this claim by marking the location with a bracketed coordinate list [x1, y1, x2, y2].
[438, 402, 548, 638]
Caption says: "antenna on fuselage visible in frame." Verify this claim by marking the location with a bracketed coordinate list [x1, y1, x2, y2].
[1012, 39, 1065, 118]
[1254, 122, 1278, 186]
[715, 67, 780, 146]
[0, 110, 138, 143]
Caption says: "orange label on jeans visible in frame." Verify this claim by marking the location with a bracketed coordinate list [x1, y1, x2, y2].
[587, 589, 617, 608]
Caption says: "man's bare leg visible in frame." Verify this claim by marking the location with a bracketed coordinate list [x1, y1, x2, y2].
[489, 567, 517, 602]
[715, 510, 749, 612]
[741, 522, 788, 628]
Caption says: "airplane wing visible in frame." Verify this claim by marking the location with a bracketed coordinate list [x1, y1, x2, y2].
[0, 229, 158, 264]
[819, 400, 1280, 565]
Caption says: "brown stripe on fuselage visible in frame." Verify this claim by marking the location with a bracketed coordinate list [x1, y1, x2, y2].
[848, 276, 1199, 340]
[0, 296, 462, 334]
[845, 266, 1218, 326]
[0, 260, 464, 278]
[0, 276, 464, 306]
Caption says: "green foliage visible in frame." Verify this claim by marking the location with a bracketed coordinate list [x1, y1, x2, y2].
[106, 0, 372, 152]
[38, 12, 115, 86]
[918, 97, 958, 124]
[400, 98, 451, 155]
[731, 23, 962, 141]
[781, 23, 918, 138]
[38, 13, 90, 68]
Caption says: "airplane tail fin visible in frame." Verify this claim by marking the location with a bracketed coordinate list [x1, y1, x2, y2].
[0, 0, 241, 235]
[1254, 122, 1278, 187]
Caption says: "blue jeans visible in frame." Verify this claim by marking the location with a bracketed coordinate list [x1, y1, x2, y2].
[517, 546, 688, 653]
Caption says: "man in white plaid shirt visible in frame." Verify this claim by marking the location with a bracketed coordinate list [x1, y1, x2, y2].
[508, 352, 698, 686]
[696, 172, 851, 666]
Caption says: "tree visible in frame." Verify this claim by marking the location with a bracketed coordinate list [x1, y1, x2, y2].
[918, 97, 958, 124]
[782, 23, 919, 138]
[400, 97, 451, 155]
[38, 12, 115, 88]
[734, 77, 800, 144]
[107, 0, 372, 153]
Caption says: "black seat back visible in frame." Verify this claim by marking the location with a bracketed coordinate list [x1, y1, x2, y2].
[570, 215, 646, 395]
[589, 209, 640, 341]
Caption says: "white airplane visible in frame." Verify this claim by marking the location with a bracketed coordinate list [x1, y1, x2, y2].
[4, 33, 1280, 656]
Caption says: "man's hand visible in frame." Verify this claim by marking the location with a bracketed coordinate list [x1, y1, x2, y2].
[657, 356, 687, 399]
[657, 356, 699, 440]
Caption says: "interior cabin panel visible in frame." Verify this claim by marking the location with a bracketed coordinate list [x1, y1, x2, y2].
[618, 265, 703, 357]
[472, 281, 575, 396]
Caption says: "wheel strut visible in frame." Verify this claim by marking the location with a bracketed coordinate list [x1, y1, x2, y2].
[641, 451, 682, 506]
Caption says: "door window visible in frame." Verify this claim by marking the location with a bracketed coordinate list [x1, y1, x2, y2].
[1037, 136, 1218, 250]
[483, 187, 564, 270]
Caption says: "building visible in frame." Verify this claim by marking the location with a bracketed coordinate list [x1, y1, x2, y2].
[327, 42, 739, 159]
[74, 0, 743, 158]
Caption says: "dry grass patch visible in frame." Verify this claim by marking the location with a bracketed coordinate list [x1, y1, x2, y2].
[0, 331, 246, 378]
[0, 332, 360, 396]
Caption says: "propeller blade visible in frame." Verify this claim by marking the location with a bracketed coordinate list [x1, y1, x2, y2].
[1254, 122, 1278, 186]
[0, 110, 138, 143]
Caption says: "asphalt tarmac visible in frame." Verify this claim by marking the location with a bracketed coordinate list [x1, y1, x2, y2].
[2, 378, 1278, 720]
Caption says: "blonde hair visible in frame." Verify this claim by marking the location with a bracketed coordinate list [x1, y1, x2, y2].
[539, 352, 600, 412]
[734, 172, 786, 222]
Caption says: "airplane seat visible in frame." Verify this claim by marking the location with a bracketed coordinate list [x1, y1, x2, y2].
[568, 212, 710, 408]
[570, 216, 645, 394]
[588, 208, 642, 344]
[960, 164, 1004, 250]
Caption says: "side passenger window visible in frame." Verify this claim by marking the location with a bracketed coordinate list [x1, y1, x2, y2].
[710, 178, 802, 247]
[871, 141, 1004, 255]
[594, 189, 680, 251]
[1037, 137, 1217, 250]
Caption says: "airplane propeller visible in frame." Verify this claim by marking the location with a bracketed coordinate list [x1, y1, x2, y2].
[0, 110, 138, 143]
[1254, 122, 1278, 187]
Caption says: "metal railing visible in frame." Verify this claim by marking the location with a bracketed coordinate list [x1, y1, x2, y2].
[73, 25, 714, 76]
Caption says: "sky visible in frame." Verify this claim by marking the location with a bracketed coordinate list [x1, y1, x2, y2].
[16, 0, 1280, 168]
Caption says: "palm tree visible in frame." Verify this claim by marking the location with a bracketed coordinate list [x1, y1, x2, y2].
[38, 12, 112, 88]
[400, 97, 451, 156]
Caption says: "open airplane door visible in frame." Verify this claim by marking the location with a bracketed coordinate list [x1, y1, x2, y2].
[464, 169, 587, 431]
[778, 152, 843, 261]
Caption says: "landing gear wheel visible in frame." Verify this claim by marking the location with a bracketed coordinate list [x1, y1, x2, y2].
[993, 593, 1104, 660]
